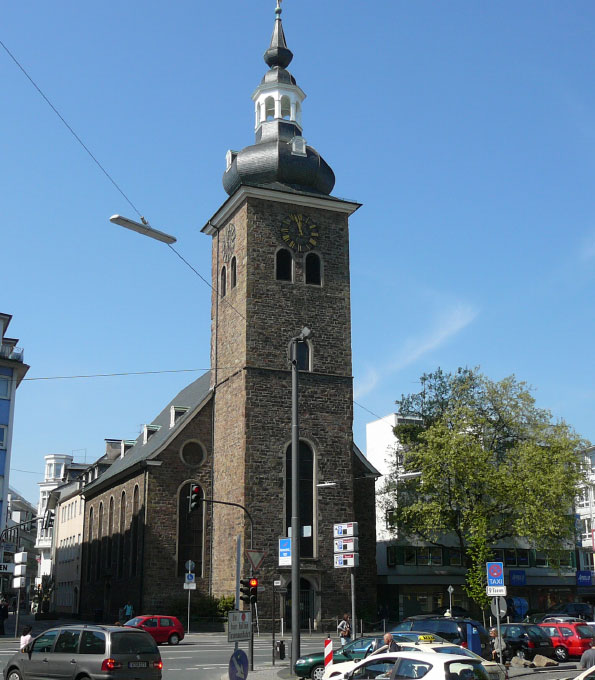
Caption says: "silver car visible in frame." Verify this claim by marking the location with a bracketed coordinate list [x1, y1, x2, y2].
[3, 624, 163, 680]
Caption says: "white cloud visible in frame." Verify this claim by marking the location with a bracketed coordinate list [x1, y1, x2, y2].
[389, 303, 479, 372]
[354, 366, 380, 399]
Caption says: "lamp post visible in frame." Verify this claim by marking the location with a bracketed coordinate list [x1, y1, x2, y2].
[290, 326, 311, 668]
[109, 214, 177, 244]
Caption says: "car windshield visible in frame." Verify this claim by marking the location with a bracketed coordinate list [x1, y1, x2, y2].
[445, 661, 488, 680]
[125, 618, 143, 627]
[111, 632, 159, 655]
[526, 626, 550, 641]
[577, 626, 595, 639]
[435, 647, 476, 658]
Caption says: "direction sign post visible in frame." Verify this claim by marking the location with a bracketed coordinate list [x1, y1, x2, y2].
[486, 562, 506, 665]
[333, 523, 360, 641]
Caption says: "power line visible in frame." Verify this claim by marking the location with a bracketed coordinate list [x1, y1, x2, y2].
[22, 368, 213, 382]
[0, 37, 144, 221]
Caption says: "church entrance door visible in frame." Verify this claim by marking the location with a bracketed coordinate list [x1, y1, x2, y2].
[285, 578, 314, 629]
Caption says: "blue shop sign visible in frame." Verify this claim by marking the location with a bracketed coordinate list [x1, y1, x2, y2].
[577, 571, 592, 587]
[509, 569, 526, 586]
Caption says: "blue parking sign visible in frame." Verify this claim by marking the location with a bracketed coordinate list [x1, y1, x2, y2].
[486, 562, 504, 587]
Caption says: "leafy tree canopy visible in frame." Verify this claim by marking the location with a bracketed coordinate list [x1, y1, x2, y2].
[379, 367, 588, 607]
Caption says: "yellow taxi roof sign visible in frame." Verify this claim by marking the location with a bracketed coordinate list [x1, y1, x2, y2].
[417, 634, 436, 642]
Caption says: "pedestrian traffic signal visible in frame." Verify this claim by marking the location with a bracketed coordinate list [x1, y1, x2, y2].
[189, 484, 201, 513]
[249, 577, 258, 604]
[43, 510, 55, 529]
[239, 578, 251, 605]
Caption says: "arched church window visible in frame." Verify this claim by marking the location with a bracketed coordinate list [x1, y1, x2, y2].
[276, 248, 293, 282]
[96, 502, 103, 580]
[220, 266, 227, 298]
[285, 441, 315, 558]
[178, 481, 204, 576]
[231, 257, 237, 289]
[265, 96, 275, 121]
[107, 496, 114, 570]
[87, 506, 93, 583]
[281, 95, 291, 120]
[305, 252, 322, 286]
[296, 340, 311, 371]
[130, 485, 140, 576]
[118, 491, 126, 578]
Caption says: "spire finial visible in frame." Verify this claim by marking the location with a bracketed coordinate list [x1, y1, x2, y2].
[264, 0, 293, 68]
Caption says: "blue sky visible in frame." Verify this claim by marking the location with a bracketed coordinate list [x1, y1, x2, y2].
[3, 1, 594, 504]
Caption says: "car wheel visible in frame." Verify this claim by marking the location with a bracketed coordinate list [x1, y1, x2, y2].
[6, 670, 22, 680]
[311, 664, 325, 680]
[168, 633, 180, 645]
[555, 646, 569, 662]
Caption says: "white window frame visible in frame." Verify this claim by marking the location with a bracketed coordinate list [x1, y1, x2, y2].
[0, 425, 6, 449]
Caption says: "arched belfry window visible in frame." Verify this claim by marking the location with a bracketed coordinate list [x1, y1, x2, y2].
[305, 253, 322, 286]
[285, 441, 315, 558]
[276, 248, 293, 282]
[281, 95, 291, 120]
[231, 257, 237, 289]
[220, 266, 227, 298]
[265, 96, 275, 121]
[178, 481, 204, 576]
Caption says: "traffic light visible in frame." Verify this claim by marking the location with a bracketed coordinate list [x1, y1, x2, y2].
[43, 510, 55, 530]
[239, 578, 251, 605]
[249, 577, 258, 604]
[189, 484, 201, 513]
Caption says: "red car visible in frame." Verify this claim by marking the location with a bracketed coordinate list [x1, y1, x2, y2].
[126, 615, 185, 645]
[539, 621, 595, 661]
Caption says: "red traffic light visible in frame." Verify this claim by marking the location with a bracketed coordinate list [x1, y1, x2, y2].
[249, 578, 258, 587]
[192, 485, 200, 493]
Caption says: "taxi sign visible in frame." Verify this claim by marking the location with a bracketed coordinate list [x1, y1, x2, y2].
[417, 634, 436, 642]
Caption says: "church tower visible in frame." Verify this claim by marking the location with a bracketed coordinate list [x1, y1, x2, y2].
[202, 2, 376, 625]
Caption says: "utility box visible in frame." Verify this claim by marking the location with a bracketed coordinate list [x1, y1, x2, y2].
[275, 640, 286, 660]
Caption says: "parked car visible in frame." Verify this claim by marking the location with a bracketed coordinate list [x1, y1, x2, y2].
[295, 633, 449, 680]
[541, 616, 584, 624]
[322, 650, 489, 680]
[432, 607, 470, 617]
[393, 617, 491, 659]
[527, 602, 594, 623]
[125, 615, 185, 645]
[3, 624, 163, 680]
[499, 623, 555, 660]
[539, 621, 595, 661]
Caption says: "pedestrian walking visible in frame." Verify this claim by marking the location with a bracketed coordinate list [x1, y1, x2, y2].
[20, 625, 33, 650]
[337, 613, 352, 647]
[581, 640, 595, 669]
[489, 628, 506, 661]
[383, 632, 400, 652]
[123, 601, 134, 621]
[0, 600, 8, 635]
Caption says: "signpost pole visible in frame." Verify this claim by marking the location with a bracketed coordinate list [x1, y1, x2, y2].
[236, 536, 241, 654]
[496, 608, 503, 665]
[14, 587, 21, 639]
[350, 569, 356, 641]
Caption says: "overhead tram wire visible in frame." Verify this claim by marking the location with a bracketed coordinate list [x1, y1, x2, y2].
[2, 38, 397, 427]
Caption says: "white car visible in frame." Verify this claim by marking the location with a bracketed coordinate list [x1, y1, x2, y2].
[321, 650, 490, 680]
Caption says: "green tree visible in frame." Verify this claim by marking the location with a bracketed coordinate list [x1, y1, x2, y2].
[379, 367, 588, 608]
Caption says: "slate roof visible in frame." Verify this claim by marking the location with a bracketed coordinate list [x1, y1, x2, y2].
[83, 371, 212, 497]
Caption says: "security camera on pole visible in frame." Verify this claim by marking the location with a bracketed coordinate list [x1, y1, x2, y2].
[333, 522, 359, 639]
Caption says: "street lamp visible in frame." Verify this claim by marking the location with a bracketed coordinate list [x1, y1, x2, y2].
[109, 214, 177, 245]
[290, 326, 311, 668]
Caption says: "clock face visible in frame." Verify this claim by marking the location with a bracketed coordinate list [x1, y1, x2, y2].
[280, 214, 319, 252]
[222, 223, 236, 262]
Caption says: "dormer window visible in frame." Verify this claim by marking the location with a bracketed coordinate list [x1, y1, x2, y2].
[226, 149, 238, 171]
[170, 406, 189, 428]
[143, 424, 161, 444]
[291, 136, 307, 157]
[120, 440, 135, 458]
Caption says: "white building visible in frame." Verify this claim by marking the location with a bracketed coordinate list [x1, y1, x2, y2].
[34, 454, 88, 584]
[576, 445, 595, 572]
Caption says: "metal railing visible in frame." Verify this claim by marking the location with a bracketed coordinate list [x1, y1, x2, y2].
[0, 344, 24, 362]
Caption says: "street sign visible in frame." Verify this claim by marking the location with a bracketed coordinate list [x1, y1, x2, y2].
[184, 583, 197, 590]
[229, 647, 249, 680]
[228, 610, 252, 642]
[0, 563, 15, 574]
[334, 537, 359, 553]
[246, 549, 266, 572]
[333, 522, 358, 538]
[486, 585, 507, 596]
[12, 577, 26, 589]
[185, 560, 196, 571]
[185, 573, 195, 584]
[334, 553, 360, 568]
[490, 596, 508, 619]
[279, 538, 291, 566]
[486, 562, 504, 587]
[447, 585, 454, 595]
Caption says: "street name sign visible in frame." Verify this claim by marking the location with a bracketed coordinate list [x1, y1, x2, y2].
[333, 522, 358, 538]
[334, 537, 359, 553]
[334, 553, 360, 568]
[228, 611, 252, 642]
[0, 563, 15, 573]
[486, 586, 507, 596]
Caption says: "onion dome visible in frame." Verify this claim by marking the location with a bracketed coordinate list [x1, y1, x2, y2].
[223, 1, 335, 197]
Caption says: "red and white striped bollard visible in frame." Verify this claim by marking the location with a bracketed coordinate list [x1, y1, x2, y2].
[324, 635, 333, 669]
